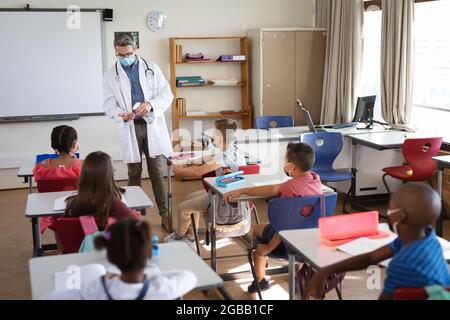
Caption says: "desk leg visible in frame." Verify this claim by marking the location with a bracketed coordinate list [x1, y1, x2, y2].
[25, 176, 33, 194]
[288, 252, 295, 300]
[437, 168, 444, 237]
[349, 141, 369, 212]
[211, 193, 217, 272]
[31, 217, 41, 257]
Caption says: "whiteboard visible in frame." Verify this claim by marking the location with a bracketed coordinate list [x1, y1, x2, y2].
[0, 10, 104, 118]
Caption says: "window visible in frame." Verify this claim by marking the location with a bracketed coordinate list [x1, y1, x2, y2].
[412, 0, 450, 136]
[359, 8, 382, 120]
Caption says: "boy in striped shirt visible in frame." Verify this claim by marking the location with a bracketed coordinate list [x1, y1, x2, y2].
[305, 183, 450, 300]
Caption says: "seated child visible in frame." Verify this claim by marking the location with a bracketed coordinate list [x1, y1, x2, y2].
[65, 151, 141, 230]
[48, 219, 197, 300]
[165, 119, 247, 246]
[305, 183, 450, 300]
[224, 142, 323, 293]
[33, 125, 81, 235]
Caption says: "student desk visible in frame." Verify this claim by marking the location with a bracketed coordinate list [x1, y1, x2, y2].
[25, 186, 153, 257]
[17, 161, 35, 194]
[348, 132, 445, 235]
[279, 224, 450, 300]
[29, 242, 223, 300]
[202, 173, 335, 272]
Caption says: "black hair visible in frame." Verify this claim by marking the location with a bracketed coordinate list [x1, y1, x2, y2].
[51, 125, 78, 154]
[94, 219, 152, 273]
[286, 142, 315, 172]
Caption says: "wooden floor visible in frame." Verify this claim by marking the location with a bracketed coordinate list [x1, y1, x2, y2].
[0, 178, 448, 300]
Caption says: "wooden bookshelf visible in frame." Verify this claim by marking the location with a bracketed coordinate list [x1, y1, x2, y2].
[169, 36, 252, 144]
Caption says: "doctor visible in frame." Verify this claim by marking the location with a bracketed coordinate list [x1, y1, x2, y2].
[103, 34, 173, 230]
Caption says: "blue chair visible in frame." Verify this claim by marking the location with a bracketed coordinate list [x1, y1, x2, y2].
[255, 116, 294, 129]
[36, 153, 80, 164]
[301, 132, 353, 212]
[248, 193, 342, 300]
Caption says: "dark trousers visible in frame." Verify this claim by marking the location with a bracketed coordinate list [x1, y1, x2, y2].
[127, 121, 168, 217]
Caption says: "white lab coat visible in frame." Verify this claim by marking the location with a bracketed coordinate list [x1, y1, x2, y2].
[103, 56, 174, 164]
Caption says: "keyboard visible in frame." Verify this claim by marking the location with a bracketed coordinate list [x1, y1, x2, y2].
[323, 122, 358, 130]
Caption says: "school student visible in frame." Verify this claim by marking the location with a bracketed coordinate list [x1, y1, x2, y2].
[33, 125, 81, 235]
[65, 151, 141, 228]
[165, 119, 247, 246]
[305, 183, 450, 300]
[224, 142, 323, 293]
[80, 219, 197, 300]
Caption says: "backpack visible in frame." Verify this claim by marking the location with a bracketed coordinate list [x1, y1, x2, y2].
[78, 216, 117, 253]
[296, 263, 346, 299]
[206, 191, 252, 237]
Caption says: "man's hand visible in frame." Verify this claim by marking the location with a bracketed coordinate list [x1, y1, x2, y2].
[223, 190, 242, 203]
[119, 112, 135, 121]
[303, 269, 328, 300]
[135, 102, 152, 117]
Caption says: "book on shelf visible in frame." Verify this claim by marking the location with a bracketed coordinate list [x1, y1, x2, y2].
[176, 98, 186, 116]
[220, 110, 244, 115]
[185, 110, 208, 116]
[216, 54, 246, 62]
[175, 45, 183, 63]
[184, 53, 211, 63]
[207, 79, 240, 86]
[176, 76, 206, 87]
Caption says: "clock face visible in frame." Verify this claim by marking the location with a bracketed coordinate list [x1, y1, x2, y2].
[147, 11, 166, 32]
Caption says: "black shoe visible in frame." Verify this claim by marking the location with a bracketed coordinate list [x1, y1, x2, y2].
[247, 279, 270, 293]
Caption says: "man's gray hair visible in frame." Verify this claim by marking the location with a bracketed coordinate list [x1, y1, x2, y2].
[114, 33, 136, 48]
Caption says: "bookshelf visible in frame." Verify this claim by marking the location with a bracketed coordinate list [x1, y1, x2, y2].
[169, 36, 252, 144]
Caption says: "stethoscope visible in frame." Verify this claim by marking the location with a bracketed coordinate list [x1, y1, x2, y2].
[115, 56, 155, 82]
[115, 56, 155, 112]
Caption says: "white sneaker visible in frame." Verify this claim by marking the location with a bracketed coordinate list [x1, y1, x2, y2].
[165, 233, 197, 251]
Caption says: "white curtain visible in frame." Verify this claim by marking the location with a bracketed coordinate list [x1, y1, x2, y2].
[380, 0, 414, 125]
[318, 0, 365, 124]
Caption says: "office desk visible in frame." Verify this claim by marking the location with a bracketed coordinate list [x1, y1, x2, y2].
[29, 242, 223, 300]
[279, 224, 450, 300]
[348, 132, 444, 235]
[26, 186, 153, 257]
[203, 174, 335, 271]
[17, 161, 35, 194]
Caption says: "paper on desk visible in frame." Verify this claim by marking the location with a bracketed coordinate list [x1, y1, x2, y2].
[53, 193, 128, 211]
[253, 177, 290, 187]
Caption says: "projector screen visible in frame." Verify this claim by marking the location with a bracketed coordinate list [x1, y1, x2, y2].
[0, 10, 104, 118]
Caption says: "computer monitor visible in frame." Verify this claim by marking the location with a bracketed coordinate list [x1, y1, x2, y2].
[353, 96, 376, 123]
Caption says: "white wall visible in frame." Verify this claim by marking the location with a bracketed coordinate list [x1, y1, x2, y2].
[0, 0, 315, 189]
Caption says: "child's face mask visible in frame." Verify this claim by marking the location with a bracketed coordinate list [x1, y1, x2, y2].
[284, 163, 295, 177]
[387, 208, 406, 234]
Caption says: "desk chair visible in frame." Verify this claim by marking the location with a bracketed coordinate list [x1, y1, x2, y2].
[255, 116, 294, 129]
[194, 165, 261, 255]
[382, 137, 443, 195]
[392, 287, 450, 300]
[36, 178, 79, 193]
[35, 153, 80, 164]
[301, 132, 353, 212]
[248, 194, 342, 300]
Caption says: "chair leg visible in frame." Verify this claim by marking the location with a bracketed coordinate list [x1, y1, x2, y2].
[247, 249, 263, 300]
[335, 282, 343, 300]
[382, 173, 392, 196]
[342, 183, 352, 214]
[252, 206, 260, 224]
[190, 214, 201, 256]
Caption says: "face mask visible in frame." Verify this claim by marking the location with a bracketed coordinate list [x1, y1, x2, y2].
[387, 208, 403, 234]
[284, 165, 293, 177]
[119, 55, 136, 67]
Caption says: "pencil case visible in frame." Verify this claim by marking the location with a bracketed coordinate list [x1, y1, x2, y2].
[215, 171, 246, 188]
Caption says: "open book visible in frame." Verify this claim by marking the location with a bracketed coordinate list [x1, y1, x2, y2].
[337, 235, 450, 268]
[54, 262, 161, 292]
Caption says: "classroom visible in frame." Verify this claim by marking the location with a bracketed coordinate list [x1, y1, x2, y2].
[0, 0, 449, 305]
